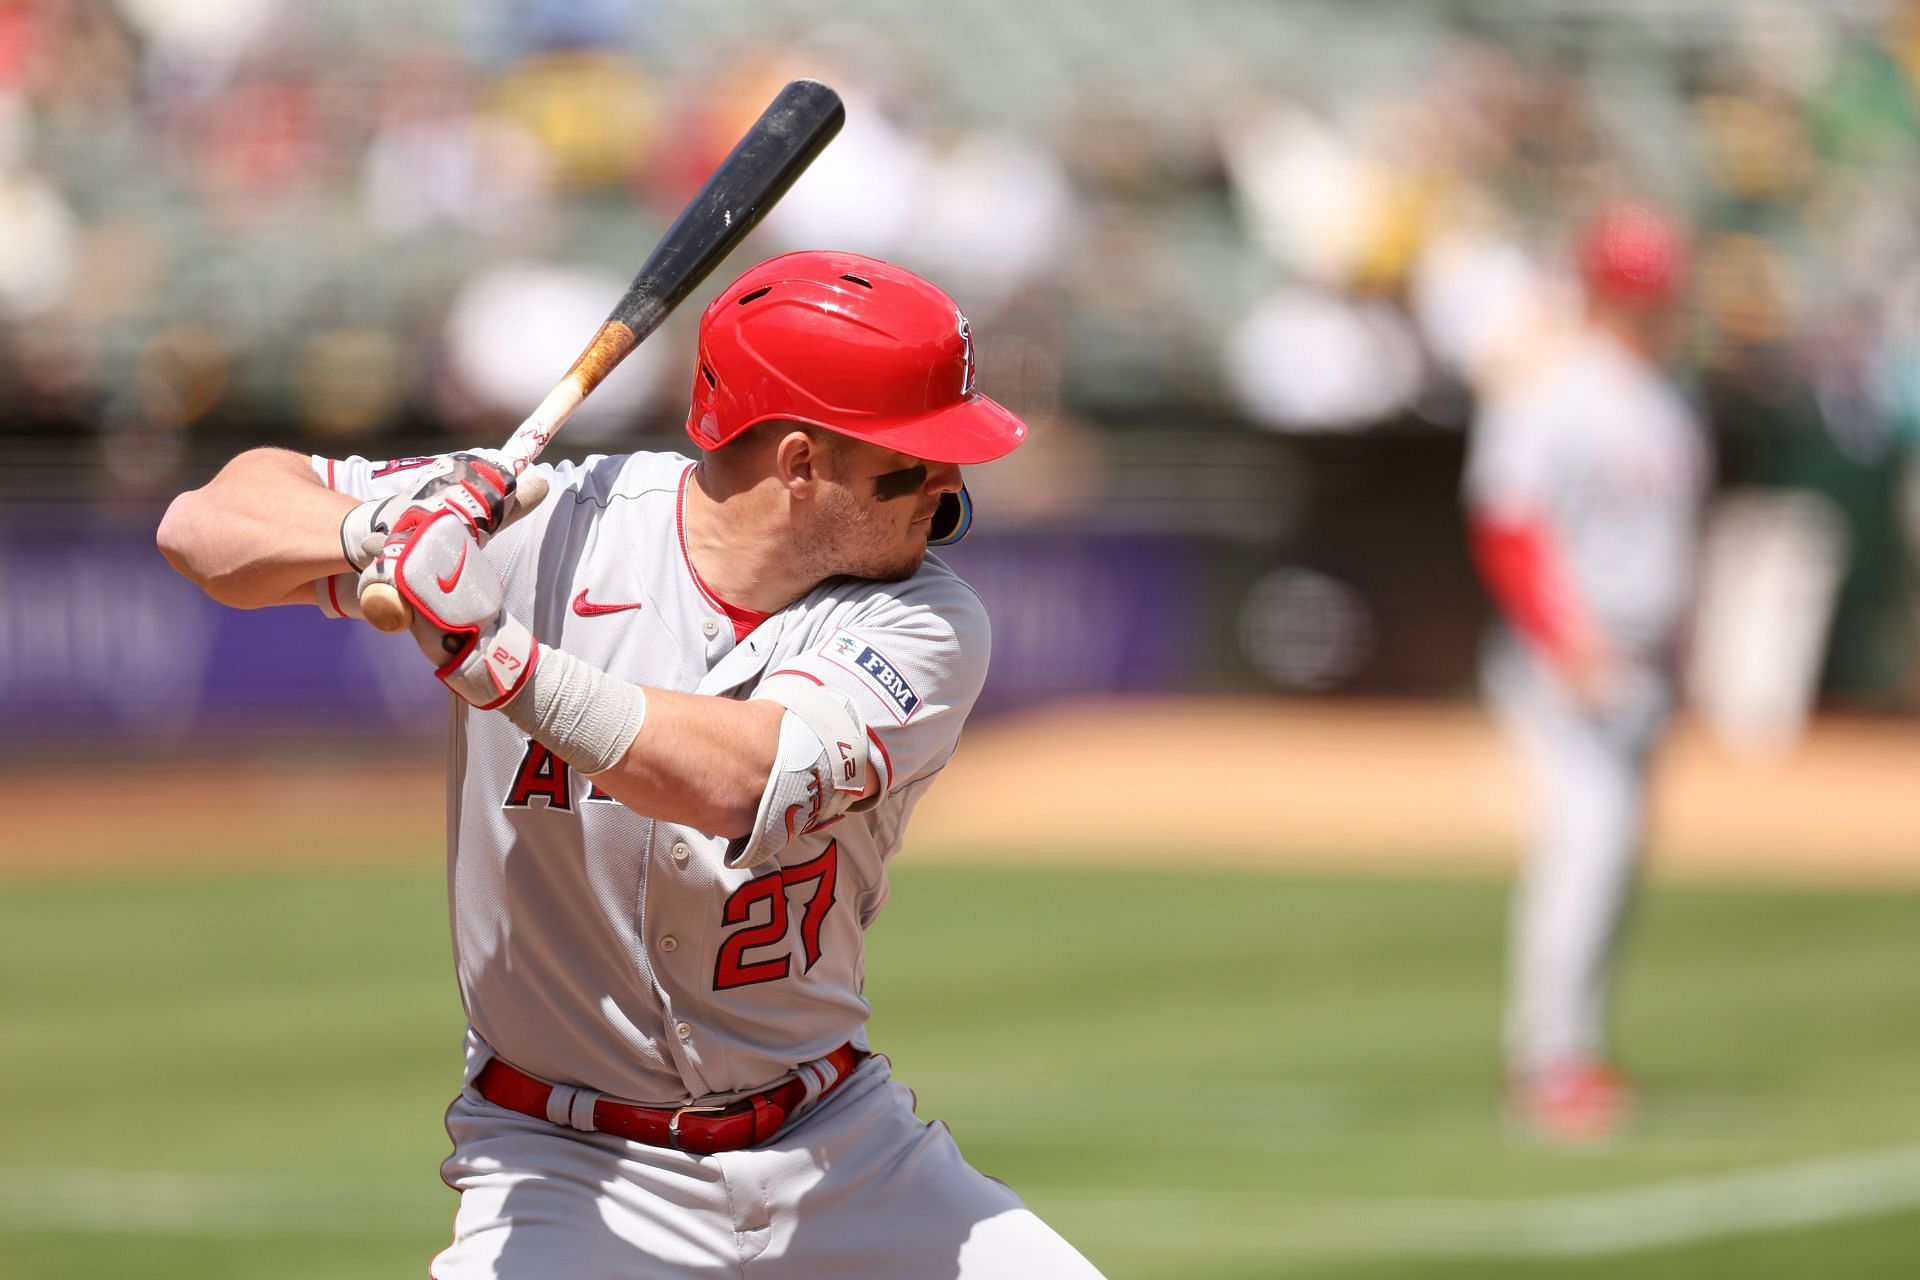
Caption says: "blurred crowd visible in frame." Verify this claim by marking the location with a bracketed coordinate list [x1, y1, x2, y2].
[0, 0, 1087, 494]
[0, 0, 1916, 698]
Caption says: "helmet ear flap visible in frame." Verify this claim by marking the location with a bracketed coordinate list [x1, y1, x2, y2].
[928, 487, 972, 546]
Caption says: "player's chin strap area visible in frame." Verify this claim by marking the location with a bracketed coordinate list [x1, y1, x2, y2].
[726, 674, 872, 868]
[929, 486, 972, 546]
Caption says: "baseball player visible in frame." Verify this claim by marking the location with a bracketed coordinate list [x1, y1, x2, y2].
[159, 251, 1106, 1278]
[1462, 205, 1709, 1143]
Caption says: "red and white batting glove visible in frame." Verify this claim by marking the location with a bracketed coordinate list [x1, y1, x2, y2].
[339, 453, 546, 571]
[339, 454, 548, 623]
[383, 506, 538, 710]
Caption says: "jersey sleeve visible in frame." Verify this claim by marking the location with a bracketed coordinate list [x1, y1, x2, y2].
[311, 449, 612, 502]
[1462, 390, 1556, 522]
[764, 574, 992, 801]
[312, 453, 449, 501]
[1462, 388, 1601, 662]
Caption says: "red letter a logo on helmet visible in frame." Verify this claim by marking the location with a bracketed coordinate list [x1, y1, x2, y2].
[958, 315, 976, 397]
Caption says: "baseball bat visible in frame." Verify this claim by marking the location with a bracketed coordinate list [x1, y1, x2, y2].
[360, 78, 846, 633]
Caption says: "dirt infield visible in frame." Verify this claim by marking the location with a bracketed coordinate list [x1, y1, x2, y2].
[7, 699, 1916, 883]
[909, 699, 1920, 883]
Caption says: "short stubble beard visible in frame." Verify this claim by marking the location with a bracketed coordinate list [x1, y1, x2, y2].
[801, 481, 925, 585]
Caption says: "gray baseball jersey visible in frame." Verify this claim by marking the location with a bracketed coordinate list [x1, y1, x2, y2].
[1463, 327, 1707, 1091]
[318, 449, 988, 1104]
[1463, 329, 1708, 658]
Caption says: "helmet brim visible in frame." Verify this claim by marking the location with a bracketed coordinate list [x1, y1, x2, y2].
[840, 392, 1029, 465]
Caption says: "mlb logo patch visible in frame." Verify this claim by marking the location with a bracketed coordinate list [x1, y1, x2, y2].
[822, 630, 921, 721]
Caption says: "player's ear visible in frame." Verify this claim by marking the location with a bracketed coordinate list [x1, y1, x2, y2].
[773, 427, 822, 495]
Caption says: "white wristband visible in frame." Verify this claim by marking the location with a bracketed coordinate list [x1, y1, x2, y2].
[500, 644, 648, 775]
[315, 572, 364, 620]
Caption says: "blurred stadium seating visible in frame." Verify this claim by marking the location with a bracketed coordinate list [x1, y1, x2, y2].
[1, 0, 1916, 750]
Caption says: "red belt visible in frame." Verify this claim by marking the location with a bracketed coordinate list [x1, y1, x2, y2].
[472, 1043, 866, 1155]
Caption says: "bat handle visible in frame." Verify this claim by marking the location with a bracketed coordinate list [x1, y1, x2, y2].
[359, 581, 412, 633]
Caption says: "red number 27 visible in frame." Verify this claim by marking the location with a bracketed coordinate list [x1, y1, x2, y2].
[712, 841, 839, 990]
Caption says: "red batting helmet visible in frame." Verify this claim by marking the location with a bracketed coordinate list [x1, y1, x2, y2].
[685, 251, 1028, 465]
[1575, 202, 1685, 305]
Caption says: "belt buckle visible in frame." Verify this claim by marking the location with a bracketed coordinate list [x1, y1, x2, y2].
[668, 1103, 730, 1150]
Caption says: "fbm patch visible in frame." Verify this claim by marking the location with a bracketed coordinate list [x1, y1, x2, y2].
[821, 630, 921, 721]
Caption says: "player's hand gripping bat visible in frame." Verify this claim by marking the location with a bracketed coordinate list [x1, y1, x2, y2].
[358, 78, 846, 633]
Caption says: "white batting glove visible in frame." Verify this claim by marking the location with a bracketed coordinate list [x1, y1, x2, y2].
[339, 454, 547, 571]
[384, 506, 538, 710]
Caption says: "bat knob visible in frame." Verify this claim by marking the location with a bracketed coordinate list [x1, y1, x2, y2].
[360, 582, 413, 633]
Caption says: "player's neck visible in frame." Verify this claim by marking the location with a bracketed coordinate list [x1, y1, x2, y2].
[683, 464, 817, 614]
[1587, 304, 1668, 364]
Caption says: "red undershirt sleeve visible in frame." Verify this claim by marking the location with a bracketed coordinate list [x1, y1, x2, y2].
[1467, 514, 1599, 664]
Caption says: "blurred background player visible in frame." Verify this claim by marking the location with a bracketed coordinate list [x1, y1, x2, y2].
[1462, 203, 1710, 1143]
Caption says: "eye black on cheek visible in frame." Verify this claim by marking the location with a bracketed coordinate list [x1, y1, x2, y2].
[870, 464, 928, 502]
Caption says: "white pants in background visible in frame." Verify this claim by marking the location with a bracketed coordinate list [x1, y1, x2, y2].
[1484, 633, 1672, 1073]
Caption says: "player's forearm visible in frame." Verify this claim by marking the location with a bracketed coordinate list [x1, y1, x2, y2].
[158, 447, 357, 608]
[583, 691, 785, 838]
[490, 636, 785, 837]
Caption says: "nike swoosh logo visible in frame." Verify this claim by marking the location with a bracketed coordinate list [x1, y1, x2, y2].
[572, 588, 644, 617]
[436, 541, 468, 592]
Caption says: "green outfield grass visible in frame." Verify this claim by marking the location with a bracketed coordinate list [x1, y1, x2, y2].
[2, 859, 1916, 1278]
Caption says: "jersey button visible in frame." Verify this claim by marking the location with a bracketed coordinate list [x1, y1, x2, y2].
[701, 618, 719, 638]
[660, 936, 678, 952]
[671, 841, 690, 863]
[676, 1022, 692, 1040]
